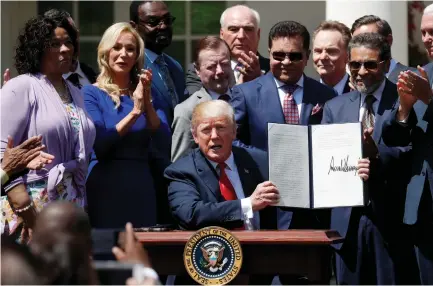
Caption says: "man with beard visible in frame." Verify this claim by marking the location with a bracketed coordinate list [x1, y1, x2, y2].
[322, 33, 419, 284]
[171, 36, 234, 162]
[130, 1, 188, 125]
[351, 15, 415, 84]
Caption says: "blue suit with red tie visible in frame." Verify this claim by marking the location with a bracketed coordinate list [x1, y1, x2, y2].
[231, 72, 336, 230]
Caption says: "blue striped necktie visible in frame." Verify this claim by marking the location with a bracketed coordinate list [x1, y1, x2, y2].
[155, 55, 178, 107]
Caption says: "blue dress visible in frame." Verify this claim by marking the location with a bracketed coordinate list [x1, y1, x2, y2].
[83, 85, 171, 228]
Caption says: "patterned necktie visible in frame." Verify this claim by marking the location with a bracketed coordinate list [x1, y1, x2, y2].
[282, 84, 299, 124]
[155, 55, 178, 107]
[218, 94, 230, 102]
[233, 62, 243, 83]
[362, 94, 376, 129]
[67, 73, 82, 89]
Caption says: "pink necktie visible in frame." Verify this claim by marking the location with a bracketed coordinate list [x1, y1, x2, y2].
[283, 85, 299, 124]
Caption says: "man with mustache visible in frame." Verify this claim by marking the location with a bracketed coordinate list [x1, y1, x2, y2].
[130, 0, 188, 125]
[322, 33, 418, 284]
[185, 5, 270, 95]
[381, 4, 433, 284]
[312, 21, 352, 95]
[351, 15, 415, 84]
[171, 36, 234, 162]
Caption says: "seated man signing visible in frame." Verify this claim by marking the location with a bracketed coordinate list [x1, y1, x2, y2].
[164, 100, 279, 230]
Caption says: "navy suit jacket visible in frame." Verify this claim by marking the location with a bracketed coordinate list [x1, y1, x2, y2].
[382, 64, 433, 225]
[322, 79, 410, 249]
[231, 72, 336, 230]
[164, 146, 277, 230]
[232, 72, 337, 151]
[144, 50, 188, 125]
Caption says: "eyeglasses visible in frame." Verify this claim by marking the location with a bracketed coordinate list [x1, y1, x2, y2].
[272, 52, 303, 62]
[348, 60, 384, 71]
[140, 15, 176, 28]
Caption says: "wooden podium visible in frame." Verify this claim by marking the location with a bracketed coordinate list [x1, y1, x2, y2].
[128, 230, 342, 284]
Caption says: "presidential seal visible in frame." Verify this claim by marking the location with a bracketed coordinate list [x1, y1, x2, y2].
[183, 226, 243, 285]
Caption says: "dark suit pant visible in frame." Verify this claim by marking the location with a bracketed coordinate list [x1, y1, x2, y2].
[335, 209, 419, 285]
[410, 182, 433, 285]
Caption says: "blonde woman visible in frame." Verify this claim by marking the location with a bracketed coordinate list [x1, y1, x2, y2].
[83, 22, 170, 228]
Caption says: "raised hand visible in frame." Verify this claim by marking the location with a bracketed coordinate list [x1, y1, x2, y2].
[250, 181, 280, 211]
[237, 51, 262, 83]
[357, 158, 370, 181]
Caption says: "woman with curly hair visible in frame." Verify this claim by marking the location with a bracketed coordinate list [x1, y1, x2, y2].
[83, 22, 170, 228]
[0, 16, 95, 243]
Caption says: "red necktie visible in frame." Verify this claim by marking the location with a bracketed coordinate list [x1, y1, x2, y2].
[283, 84, 299, 124]
[218, 163, 237, 200]
[218, 163, 246, 230]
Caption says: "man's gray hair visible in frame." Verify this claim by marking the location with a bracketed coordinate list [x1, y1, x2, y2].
[220, 5, 260, 29]
[424, 4, 433, 15]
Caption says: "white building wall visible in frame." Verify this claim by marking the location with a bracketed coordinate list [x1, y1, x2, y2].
[326, 0, 409, 65]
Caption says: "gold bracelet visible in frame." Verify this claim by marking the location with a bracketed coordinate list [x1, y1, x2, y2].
[14, 202, 34, 214]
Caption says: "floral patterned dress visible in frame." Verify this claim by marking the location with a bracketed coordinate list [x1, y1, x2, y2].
[1, 102, 83, 243]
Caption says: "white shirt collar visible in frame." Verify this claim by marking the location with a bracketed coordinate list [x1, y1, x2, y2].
[320, 74, 348, 96]
[274, 74, 304, 89]
[207, 152, 236, 172]
[360, 78, 386, 106]
[386, 58, 397, 77]
[231, 60, 239, 71]
[207, 88, 232, 101]
[63, 61, 86, 80]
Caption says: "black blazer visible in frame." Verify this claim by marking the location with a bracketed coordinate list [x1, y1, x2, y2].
[80, 62, 97, 84]
[185, 53, 270, 95]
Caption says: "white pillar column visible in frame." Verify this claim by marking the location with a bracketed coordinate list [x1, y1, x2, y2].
[326, 0, 408, 65]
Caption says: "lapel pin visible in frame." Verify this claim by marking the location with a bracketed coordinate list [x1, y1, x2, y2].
[244, 168, 249, 174]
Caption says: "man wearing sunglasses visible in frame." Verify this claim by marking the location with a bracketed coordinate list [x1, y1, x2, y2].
[185, 5, 270, 95]
[321, 33, 418, 284]
[130, 0, 188, 126]
[232, 20, 336, 262]
[351, 15, 415, 84]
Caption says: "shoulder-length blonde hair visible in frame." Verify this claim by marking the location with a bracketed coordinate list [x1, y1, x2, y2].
[96, 22, 144, 108]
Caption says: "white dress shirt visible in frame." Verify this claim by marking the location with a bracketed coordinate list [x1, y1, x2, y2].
[320, 74, 349, 96]
[208, 88, 232, 101]
[358, 79, 386, 121]
[231, 60, 241, 83]
[208, 152, 259, 230]
[63, 61, 92, 87]
[274, 75, 305, 119]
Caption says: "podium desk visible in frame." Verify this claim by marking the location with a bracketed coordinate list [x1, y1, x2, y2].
[122, 230, 342, 284]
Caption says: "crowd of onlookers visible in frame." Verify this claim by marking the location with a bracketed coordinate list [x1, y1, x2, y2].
[1, 0, 433, 285]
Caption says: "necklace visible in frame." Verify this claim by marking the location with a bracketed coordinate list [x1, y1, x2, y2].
[119, 87, 130, 92]
[56, 80, 72, 104]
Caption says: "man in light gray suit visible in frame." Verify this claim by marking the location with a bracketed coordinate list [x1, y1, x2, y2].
[171, 36, 235, 161]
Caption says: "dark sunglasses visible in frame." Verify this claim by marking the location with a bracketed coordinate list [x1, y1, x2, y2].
[272, 52, 303, 62]
[140, 15, 176, 28]
[348, 60, 384, 71]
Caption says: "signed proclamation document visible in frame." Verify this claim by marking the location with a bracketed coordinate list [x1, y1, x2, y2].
[268, 122, 365, 208]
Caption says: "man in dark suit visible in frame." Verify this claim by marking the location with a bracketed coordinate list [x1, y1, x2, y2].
[232, 21, 336, 232]
[130, 0, 188, 125]
[322, 33, 418, 284]
[312, 20, 352, 95]
[185, 5, 270, 95]
[381, 6, 433, 284]
[165, 100, 278, 231]
[351, 15, 416, 84]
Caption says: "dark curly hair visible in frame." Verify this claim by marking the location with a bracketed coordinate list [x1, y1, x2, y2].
[14, 15, 78, 75]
